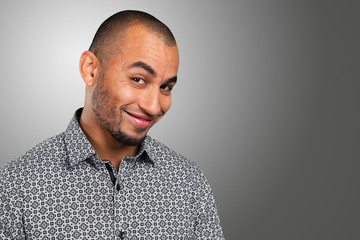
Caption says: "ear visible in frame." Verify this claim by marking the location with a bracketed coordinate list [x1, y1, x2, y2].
[79, 51, 101, 87]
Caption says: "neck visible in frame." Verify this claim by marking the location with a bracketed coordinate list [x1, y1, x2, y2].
[79, 107, 138, 170]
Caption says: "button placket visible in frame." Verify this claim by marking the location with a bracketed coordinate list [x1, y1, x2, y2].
[113, 157, 131, 239]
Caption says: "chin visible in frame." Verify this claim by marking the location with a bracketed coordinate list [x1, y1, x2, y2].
[110, 130, 147, 146]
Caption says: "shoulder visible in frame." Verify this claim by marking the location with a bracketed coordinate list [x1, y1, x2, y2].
[146, 137, 215, 203]
[146, 136, 206, 180]
[0, 132, 66, 182]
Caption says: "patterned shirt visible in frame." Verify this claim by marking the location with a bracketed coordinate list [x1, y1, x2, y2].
[0, 109, 224, 239]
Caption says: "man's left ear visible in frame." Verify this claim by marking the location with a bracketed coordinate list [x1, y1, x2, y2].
[79, 51, 101, 87]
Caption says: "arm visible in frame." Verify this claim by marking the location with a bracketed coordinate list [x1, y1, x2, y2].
[0, 168, 26, 239]
[194, 170, 225, 239]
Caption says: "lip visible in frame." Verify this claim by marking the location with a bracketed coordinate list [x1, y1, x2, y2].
[124, 110, 154, 128]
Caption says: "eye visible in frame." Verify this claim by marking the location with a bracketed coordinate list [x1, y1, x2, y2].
[132, 77, 145, 85]
[160, 84, 173, 91]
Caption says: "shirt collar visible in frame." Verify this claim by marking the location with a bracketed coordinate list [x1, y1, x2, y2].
[64, 108, 157, 167]
[64, 108, 97, 167]
[134, 135, 157, 165]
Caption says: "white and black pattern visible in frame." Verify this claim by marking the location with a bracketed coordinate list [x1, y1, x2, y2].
[0, 108, 224, 239]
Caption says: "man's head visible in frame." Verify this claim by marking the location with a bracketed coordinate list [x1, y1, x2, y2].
[89, 10, 177, 69]
[80, 10, 179, 146]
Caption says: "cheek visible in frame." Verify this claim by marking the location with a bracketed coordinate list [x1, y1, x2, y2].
[115, 85, 138, 105]
[160, 96, 172, 113]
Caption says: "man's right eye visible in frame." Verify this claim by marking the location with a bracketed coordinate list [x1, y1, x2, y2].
[132, 77, 145, 84]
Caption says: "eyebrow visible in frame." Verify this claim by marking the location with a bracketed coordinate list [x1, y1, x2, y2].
[128, 61, 177, 85]
[127, 61, 156, 76]
[165, 76, 177, 84]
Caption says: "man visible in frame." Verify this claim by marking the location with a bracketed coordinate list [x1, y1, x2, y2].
[0, 10, 224, 239]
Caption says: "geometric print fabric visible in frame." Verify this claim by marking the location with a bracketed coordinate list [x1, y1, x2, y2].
[0, 108, 224, 239]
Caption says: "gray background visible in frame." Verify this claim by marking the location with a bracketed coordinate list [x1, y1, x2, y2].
[1, 0, 359, 239]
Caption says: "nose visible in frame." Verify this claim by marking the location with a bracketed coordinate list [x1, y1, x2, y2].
[138, 88, 162, 116]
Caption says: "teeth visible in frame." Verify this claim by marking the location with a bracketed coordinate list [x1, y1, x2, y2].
[133, 115, 148, 121]
[126, 111, 152, 122]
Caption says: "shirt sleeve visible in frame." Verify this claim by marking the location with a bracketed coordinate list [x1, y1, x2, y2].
[194, 169, 225, 239]
[0, 168, 26, 239]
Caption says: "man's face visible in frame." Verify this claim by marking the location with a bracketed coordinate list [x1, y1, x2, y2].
[92, 25, 179, 146]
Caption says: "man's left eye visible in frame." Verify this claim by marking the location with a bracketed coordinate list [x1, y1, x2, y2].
[132, 77, 145, 84]
[160, 84, 173, 91]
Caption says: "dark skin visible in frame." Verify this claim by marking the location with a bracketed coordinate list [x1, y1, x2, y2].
[78, 25, 179, 170]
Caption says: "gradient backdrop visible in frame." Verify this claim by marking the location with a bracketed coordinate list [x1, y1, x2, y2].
[0, 1, 359, 239]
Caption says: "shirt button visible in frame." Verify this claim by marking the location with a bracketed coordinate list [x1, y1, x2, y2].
[116, 184, 121, 191]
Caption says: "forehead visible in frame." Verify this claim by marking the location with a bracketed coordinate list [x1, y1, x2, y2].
[110, 25, 179, 71]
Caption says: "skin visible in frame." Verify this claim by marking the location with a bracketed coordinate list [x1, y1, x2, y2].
[79, 24, 179, 170]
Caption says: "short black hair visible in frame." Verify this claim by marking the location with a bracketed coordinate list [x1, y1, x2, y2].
[89, 10, 176, 65]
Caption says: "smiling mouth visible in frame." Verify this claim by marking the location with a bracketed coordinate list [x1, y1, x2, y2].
[124, 110, 154, 128]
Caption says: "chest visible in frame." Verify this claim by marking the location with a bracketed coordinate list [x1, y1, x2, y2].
[22, 162, 197, 239]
